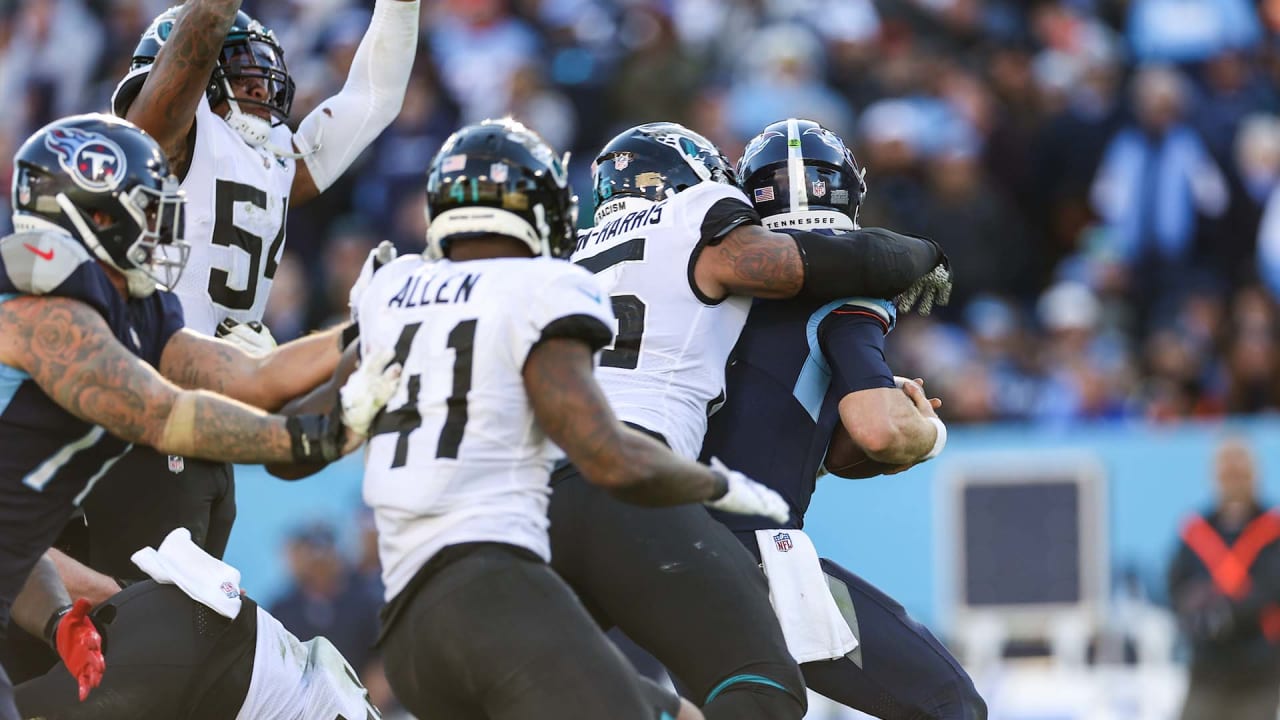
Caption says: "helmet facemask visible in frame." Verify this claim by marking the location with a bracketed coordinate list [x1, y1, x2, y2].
[53, 176, 190, 298]
[211, 38, 295, 150]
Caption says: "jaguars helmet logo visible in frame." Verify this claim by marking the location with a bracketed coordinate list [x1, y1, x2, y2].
[44, 127, 128, 193]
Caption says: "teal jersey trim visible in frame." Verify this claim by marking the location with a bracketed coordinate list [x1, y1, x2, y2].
[704, 673, 788, 704]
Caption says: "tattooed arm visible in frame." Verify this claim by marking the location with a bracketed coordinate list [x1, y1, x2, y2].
[693, 223, 948, 303]
[125, 0, 242, 171]
[158, 325, 346, 412]
[0, 296, 356, 464]
[265, 342, 360, 480]
[523, 338, 725, 506]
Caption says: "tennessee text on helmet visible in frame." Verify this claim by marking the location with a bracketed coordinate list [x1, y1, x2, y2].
[590, 122, 736, 223]
[424, 118, 578, 260]
[737, 118, 867, 231]
[10, 114, 190, 298]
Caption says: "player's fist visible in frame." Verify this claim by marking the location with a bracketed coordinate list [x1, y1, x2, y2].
[340, 346, 403, 438]
[704, 457, 791, 524]
[53, 599, 106, 701]
[349, 241, 399, 323]
[216, 318, 278, 356]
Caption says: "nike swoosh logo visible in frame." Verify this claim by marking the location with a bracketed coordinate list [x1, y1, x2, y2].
[23, 244, 53, 261]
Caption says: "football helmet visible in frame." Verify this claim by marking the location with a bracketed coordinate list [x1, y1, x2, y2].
[112, 7, 295, 150]
[591, 122, 736, 223]
[737, 118, 866, 231]
[10, 114, 189, 298]
[424, 118, 577, 260]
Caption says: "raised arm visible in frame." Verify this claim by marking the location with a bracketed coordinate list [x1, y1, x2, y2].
[0, 296, 355, 465]
[125, 0, 242, 166]
[694, 223, 949, 307]
[158, 324, 347, 412]
[289, 0, 420, 205]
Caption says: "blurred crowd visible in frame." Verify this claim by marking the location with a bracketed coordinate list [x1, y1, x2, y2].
[5, 0, 1280, 425]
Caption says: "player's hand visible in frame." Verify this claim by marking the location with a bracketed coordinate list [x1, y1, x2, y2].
[340, 346, 403, 438]
[349, 241, 398, 324]
[52, 599, 106, 701]
[216, 318, 278, 356]
[895, 243, 951, 316]
[895, 376, 942, 415]
[704, 457, 790, 524]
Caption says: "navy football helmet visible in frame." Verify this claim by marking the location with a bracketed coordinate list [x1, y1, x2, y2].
[112, 7, 295, 147]
[737, 118, 866, 230]
[425, 118, 577, 260]
[11, 114, 189, 298]
[591, 122, 736, 222]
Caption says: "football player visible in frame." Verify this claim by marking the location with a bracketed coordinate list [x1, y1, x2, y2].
[14, 535, 385, 720]
[349, 118, 788, 720]
[47, 0, 419, 604]
[550, 121, 953, 720]
[699, 118, 987, 719]
[0, 113, 393, 719]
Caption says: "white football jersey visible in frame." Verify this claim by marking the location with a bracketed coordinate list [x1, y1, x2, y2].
[571, 182, 754, 459]
[171, 96, 296, 334]
[357, 254, 615, 601]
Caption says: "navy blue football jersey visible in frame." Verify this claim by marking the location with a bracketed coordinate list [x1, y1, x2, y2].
[0, 230, 184, 631]
[700, 292, 896, 532]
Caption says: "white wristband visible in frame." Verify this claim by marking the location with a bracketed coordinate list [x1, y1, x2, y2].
[923, 417, 947, 460]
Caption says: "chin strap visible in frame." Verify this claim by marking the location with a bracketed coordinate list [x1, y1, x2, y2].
[222, 87, 320, 160]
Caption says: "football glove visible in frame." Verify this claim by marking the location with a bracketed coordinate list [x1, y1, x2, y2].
[340, 346, 403, 437]
[216, 318, 278, 356]
[349, 241, 398, 324]
[48, 599, 106, 701]
[895, 259, 952, 316]
[705, 457, 791, 524]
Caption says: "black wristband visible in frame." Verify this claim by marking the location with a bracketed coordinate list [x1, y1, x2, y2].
[790, 227, 945, 302]
[340, 322, 360, 351]
[287, 414, 343, 464]
[43, 603, 72, 648]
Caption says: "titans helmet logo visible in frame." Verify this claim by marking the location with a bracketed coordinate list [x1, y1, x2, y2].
[740, 130, 785, 170]
[45, 128, 128, 193]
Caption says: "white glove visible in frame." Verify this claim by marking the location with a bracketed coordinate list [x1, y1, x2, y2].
[704, 457, 791, 524]
[348, 241, 398, 324]
[339, 346, 403, 437]
[215, 318, 277, 356]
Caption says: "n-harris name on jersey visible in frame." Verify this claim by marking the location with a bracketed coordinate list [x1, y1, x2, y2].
[387, 270, 481, 309]
[575, 200, 666, 253]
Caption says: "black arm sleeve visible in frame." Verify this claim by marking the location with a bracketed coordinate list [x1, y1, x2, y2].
[788, 227, 946, 302]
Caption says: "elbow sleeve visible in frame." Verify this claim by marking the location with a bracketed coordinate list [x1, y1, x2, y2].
[791, 227, 946, 302]
[296, 0, 420, 191]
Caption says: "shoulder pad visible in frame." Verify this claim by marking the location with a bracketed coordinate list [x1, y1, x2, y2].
[0, 231, 93, 296]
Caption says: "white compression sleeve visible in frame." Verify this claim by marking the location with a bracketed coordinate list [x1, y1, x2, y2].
[294, 0, 420, 191]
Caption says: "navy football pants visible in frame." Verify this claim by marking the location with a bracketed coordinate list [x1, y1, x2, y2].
[803, 558, 987, 720]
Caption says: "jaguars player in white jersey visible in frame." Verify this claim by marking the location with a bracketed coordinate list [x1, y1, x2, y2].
[547, 122, 953, 720]
[345, 119, 788, 720]
[0, 0, 420, 658]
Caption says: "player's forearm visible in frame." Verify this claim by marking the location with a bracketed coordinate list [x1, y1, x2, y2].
[253, 325, 347, 411]
[127, 0, 242, 154]
[11, 555, 72, 640]
[791, 227, 945, 301]
[595, 430, 726, 507]
[839, 389, 936, 465]
[46, 549, 122, 607]
[266, 342, 361, 480]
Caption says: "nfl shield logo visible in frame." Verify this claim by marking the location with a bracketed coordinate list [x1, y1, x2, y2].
[16, 173, 30, 206]
[167, 455, 185, 474]
[613, 153, 631, 171]
[490, 162, 509, 183]
[220, 581, 238, 599]
[811, 180, 827, 198]
[774, 532, 793, 552]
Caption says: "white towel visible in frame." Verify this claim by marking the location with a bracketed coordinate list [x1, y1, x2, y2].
[131, 528, 243, 619]
[755, 529, 858, 663]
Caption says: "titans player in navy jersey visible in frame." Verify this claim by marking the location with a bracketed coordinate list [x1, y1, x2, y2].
[700, 119, 986, 720]
[0, 114, 382, 720]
